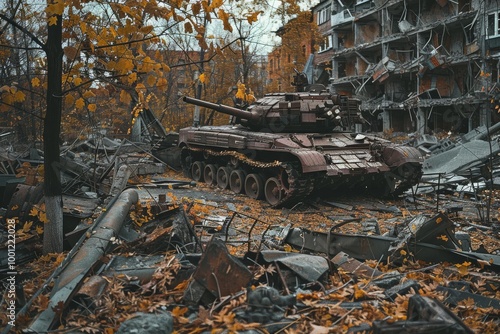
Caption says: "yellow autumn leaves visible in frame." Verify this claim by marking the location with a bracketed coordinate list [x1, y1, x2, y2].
[5, 204, 46, 240]
[195, 74, 255, 103]
[1, 0, 263, 117]
[235, 82, 255, 103]
[46, 0, 65, 26]
[0, 85, 26, 106]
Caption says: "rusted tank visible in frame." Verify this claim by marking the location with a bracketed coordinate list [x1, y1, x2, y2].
[179, 82, 423, 207]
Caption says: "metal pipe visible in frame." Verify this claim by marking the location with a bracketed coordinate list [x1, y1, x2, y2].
[52, 188, 138, 292]
[2, 188, 136, 334]
[26, 188, 139, 332]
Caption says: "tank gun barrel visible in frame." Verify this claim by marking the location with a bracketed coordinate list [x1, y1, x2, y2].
[183, 96, 260, 123]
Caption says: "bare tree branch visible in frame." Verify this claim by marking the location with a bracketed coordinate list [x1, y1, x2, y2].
[0, 13, 46, 50]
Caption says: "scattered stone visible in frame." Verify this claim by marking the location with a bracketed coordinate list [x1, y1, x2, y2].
[116, 312, 173, 334]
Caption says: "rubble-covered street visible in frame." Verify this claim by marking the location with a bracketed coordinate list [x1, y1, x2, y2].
[1, 123, 500, 333]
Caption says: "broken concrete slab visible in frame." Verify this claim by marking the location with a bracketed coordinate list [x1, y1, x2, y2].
[423, 140, 500, 175]
[260, 250, 329, 282]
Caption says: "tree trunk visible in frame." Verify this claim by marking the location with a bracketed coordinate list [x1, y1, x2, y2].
[43, 10, 63, 254]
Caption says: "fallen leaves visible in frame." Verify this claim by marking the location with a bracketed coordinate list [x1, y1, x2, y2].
[456, 261, 472, 276]
[5, 168, 500, 333]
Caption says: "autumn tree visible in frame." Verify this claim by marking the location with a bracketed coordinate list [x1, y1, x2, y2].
[186, 0, 266, 125]
[221, 0, 264, 94]
[158, 1, 266, 126]
[0, 1, 45, 141]
[0, 0, 259, 253]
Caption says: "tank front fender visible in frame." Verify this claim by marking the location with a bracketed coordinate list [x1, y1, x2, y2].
[382, 145, 424, 168]
[291, 150, 327, 173]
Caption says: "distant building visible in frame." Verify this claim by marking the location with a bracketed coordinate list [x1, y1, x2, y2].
[249, 55, 269, 97]
[267, 47, 283, 91]
[267, 14, 316, 92]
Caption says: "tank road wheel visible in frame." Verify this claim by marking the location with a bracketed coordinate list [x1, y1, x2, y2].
[265, 177, 285, 206]
[245, 173, 264, 200]
[204, 164, 218, 186]
[229, 170, 246, 194]
[217, 167, 231, 189]
[191, 161, 205, 182]
[230, 156, 240, 169]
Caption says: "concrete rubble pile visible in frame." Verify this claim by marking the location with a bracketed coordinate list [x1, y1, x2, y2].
[413, 122, 500, 195]
[0, 117, 183, 288]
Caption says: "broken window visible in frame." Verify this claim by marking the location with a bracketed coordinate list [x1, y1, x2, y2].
[319, 35, 333, 52]
[332, 0, 354, 25]
[487, 11, 500, 38]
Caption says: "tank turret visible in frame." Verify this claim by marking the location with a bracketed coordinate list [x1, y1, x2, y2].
[183, 90, 361, 133]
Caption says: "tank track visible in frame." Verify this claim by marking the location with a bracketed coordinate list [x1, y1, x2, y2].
[182, 147, 316, 207]
[181, 146, 421, 205]
[278, 162, 316, 207]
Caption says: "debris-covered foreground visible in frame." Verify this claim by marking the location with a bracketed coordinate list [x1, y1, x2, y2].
[1, 175, 500, 333]
[1, 119, 500, 333]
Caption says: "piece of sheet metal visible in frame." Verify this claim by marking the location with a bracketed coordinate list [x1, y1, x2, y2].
[260, 250, 329, 282]
[192, 237, 252, 298]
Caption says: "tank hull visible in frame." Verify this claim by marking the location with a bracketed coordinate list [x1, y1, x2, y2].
[179, 125, 423, 207]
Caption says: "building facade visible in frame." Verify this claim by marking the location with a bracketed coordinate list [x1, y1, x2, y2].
[312, 0, 335, 87]
[310, 0, 500, 134]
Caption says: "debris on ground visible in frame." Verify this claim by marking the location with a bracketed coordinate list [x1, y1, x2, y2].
[1, 123, 499, 333]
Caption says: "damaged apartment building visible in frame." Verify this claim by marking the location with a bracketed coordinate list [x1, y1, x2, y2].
[310, 0, 500, 134]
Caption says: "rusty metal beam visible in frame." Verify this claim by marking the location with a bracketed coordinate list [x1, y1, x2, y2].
[284, 214, 500, 271]
[189, 237, 252, 301]
[27, 188, 138, 332]
[54, 188, 138, 291]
